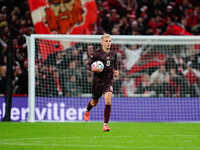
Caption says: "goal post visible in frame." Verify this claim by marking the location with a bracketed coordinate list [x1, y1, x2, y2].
[26, 35, 36, 122]
[27, 34, 200, 122]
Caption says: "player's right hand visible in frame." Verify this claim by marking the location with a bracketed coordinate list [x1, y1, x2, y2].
[91, 66, 102, 72]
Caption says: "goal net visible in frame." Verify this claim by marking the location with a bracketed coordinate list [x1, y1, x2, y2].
[27, 35, 200, 122]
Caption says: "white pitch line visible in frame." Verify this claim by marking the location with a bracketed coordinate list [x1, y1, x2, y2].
[93, 135, 134, 138]
[1, 134, 198, 143]
[1, 142, 200, 150]
[0, 135, 135, 142]
[1, 134, 198, 141]
[0, 137, 81, 142]
[0, 142, 128, 149]
[148, 134, 200, 137]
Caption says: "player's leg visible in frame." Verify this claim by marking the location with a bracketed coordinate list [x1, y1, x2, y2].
[86, 99, 99, 112]
[103, 91, 112, 132]
[84, 99, 98, 122]
[84, 83, 102, 122]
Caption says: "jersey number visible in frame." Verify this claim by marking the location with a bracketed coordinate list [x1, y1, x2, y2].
[106, 60, 110, 66]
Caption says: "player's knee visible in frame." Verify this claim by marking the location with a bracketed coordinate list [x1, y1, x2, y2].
[104, 92, 112, 105]
[105, 101, 111, 105]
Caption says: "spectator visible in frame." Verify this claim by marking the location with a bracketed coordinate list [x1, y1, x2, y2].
[36, 65, 59, 96]
[62, 73, 82, 97]
[150, 65, 170, 97]
[168, 68, 188, 97]
[150, 65, 168, 85]
[135, 74, 155, 97]
[0, 65, 6, 94]
[183, 61, 200, 96]
[13, 64, 23, 94]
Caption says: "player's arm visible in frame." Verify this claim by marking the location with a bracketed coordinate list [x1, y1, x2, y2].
[87, 53, 101, 73]
[113, 54, 119, 78]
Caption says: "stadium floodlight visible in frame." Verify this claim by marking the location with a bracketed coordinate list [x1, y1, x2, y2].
[27, 34, 200, 122]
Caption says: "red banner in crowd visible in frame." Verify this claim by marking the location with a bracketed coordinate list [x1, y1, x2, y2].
[127, 52, 167, 75]
[28, 0, 97, 61]
[28, 0, 97, 34]
[38, 39, 64, 60]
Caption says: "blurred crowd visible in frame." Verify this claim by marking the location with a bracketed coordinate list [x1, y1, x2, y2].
[96, 0, 200, 35]
[0, 0, 200, 97]
[121, 57, 200, 97]
[0, 0, 33, 95]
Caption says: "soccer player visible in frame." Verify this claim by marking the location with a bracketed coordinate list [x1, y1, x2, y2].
[84, 34, 119, 132]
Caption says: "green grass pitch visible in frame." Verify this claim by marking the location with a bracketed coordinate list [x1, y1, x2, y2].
[1, 122, 200, 150]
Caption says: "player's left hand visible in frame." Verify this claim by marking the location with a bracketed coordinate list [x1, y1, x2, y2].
[113, 70, 119, 78]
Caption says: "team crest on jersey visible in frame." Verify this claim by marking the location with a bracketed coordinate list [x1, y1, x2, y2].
[45, 0, 85, 34]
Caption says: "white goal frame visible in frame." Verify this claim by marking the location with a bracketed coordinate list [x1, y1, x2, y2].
[27, 34, 200, 122]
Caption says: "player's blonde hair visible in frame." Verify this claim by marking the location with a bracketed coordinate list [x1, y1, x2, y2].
[101, 33, 111, 41]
